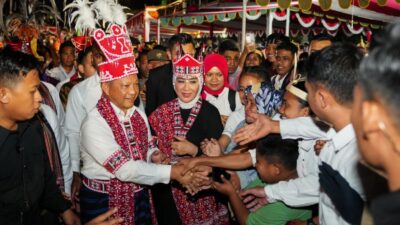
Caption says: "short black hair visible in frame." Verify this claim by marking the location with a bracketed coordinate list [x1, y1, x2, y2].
[359, 23, 400, 127]
[256, 134, 299, 171]
[130, 37, 140, 46]
[167, 33, 194, 51]
[59, 41, 75, 56]
[241, 66, 269, 82]
[310, 34, 334, 43]
[0, 47, 40, 87]
[245, 51, 264, 64]
[139, 49, 150, 56]
[265, 33, 290, 46]
[77, 46, 93, 65]
[307, 42, 363, 105]
[218, 39, 239, 54]
[277, 41, 298, 55]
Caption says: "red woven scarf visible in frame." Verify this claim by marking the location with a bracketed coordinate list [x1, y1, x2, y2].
[97, 95, 157, 225]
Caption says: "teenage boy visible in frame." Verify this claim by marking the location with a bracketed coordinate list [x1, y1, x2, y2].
[234, 43, 366, 225]
[213, 135, 311, 225]
[271, 42, 297, 91]
[0, 48, 79, 225]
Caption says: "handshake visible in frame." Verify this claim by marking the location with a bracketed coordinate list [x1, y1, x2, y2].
[152, 150, 231, 195]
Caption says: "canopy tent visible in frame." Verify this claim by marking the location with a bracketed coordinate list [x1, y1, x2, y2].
[129, 0, 400, 47]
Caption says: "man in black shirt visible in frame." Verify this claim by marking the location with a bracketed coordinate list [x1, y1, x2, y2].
[0, 48, 80, 225]
[145, 33, 196, 116]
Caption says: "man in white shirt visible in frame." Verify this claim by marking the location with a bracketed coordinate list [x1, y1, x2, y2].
[219, 39, 241, 90]
[44, 41, 77, 86]
[270, 42, 297, 91]
[234, 43, 365, 225]
[79, 24, 193, 224]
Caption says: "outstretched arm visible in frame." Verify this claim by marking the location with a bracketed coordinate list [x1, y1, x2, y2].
[179, 151, 253, 175]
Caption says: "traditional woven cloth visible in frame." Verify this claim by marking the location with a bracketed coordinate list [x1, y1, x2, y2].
[97, 95, 157, 225]
[36, 111, 65, 192]
[149, 99, 230, 225]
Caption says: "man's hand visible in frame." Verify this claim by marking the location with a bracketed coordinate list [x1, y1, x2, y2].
[212, 175, 236, 197]
[228, 171, 241, 192]
[151, 150, 170, 164]
[201, 138, 223, 157]
[220, 115, 229, 126]
[314, 140, 327, 156]
[85, 208, 123, 225]
[178, 157, 202, 176]
[172, 136, 198, 157]
[62, 209, 81, 225]
[71, 172, 81, 209]
[184, 165, 212, 195]
[234, 114, 274, 145]
[171, 163, 196, 186]
[240, 187, 268, 212]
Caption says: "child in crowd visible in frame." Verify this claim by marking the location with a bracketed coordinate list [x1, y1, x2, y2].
[213, 134, 312, 225]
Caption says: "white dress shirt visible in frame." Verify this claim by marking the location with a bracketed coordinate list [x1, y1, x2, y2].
[80, 102, 171, 185]
[271, 74, 288, 90]
[259, 117, 365, 224]
[64, 74, 102, 172]
[40, 104, 72, 194]
[46, 65, 76, 83]
[204, 87, 243, 117]
[42, 81, 66, 127]
[318, 124, 365, 225]
[263, 117, 326, 207]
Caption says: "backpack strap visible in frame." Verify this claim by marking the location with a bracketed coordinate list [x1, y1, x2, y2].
[228, 89, 236, 112]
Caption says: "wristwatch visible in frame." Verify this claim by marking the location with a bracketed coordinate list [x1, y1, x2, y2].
[307, 218, 317, 225]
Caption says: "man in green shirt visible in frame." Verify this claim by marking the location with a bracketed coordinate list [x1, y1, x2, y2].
[213, 134, 311, 225]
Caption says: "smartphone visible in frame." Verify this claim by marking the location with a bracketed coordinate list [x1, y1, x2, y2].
[245, 33, 256, 51]
[211, 168, 231, 183]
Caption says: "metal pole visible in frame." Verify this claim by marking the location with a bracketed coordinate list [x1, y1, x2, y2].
[241, 0, 248, 51]
[268, 10, 273, 36]
[265, 11, 269, 36]
[285, 8, 290, 37]
[157, 18, 160, 44]
[144, 13, 150, 42]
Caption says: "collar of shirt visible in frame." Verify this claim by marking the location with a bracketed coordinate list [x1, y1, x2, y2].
[328, 124, 355, 153]
[272, 74, 288, 90]
[59, 65, 76, 79]
[0, 120, 32, 146]
[110, 101, 136, 122]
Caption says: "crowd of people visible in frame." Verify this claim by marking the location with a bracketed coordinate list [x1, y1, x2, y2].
[0, 6, 399, 225]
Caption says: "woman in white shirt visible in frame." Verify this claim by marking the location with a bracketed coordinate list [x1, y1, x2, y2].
[201, 54, 242, 125]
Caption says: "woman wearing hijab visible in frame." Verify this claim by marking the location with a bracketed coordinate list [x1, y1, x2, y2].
[149, 54, 230, 225]
[202, 54, 242, 125]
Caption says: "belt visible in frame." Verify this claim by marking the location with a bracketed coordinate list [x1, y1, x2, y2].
[82, 176, 110, 194]
[82, 176, 144, 194]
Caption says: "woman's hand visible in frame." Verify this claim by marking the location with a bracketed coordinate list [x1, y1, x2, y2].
[201, 138, 223, 157]
[171, 136, 198, 157]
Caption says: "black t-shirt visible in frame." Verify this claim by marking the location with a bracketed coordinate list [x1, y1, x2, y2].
[0, 118, 70, 225]
[180, 100, 223, 150]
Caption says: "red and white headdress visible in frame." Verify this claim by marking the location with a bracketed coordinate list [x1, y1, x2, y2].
[65, 0, 135, 82]
[173, 54, 204, 85]
[93, 24, 138, 82]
